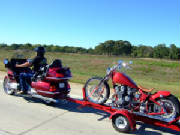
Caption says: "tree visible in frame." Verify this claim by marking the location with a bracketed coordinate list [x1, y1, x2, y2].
[153, 44, 169, 58]
[104, 40, 115, 56]
[113, 40, 124, 55]
[121, 40, 132, 55]
[136, 45, 153, 57]
[95, 43, 106, 55]
[169, 44, 179, 59]
[10, 43, 21, 50]
[87, 48, 95, 54]
[131, 46, 138, 57]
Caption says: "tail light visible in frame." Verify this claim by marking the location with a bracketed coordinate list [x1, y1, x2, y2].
[67, 83, 71, 89]
[49, 85, 56, 92]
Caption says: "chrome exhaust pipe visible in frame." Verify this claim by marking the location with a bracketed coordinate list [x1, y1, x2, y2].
[30, 92, 59, 103]
[133, 112, 175, 122]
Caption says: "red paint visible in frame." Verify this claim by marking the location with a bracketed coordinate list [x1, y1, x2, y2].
[67, 90, 180, 132]
[112, 72, 138, 89]
[82, 87, 87, 101]
[151, 91, 171, 99]
[139, 89, 149, 102]
[47, 67, 64, 78]
[134, 114, 180, 131]
[31, 81, 50, 91]
[8, 69, 13, 75]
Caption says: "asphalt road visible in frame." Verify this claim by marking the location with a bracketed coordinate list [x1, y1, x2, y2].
[0, 71, 179, 135]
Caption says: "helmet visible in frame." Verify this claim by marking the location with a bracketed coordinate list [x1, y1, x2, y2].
[34, 46, 45, 53]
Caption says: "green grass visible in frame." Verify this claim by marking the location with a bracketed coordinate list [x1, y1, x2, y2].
[1, 50, 179, 98]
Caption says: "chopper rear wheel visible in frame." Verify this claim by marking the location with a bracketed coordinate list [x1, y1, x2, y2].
[154, 95, 180, 120]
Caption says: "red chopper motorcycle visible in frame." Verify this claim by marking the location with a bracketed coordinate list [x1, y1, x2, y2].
[3, 58, 71, 104]
[84, 60, 180, 125]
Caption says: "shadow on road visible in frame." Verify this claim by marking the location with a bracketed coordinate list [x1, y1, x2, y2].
[16, 94, 180, 135]
[133, 122, 180, 135]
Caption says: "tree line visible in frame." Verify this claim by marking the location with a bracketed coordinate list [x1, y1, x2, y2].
[0, 40, 180, 60]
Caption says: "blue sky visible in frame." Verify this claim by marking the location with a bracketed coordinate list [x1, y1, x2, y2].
[0, 0, 179, 48]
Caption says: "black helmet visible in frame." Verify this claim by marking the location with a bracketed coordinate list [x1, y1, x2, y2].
[34, 46, 45, 53]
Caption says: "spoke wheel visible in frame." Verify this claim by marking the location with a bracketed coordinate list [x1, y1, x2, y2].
[154, 95, 180, 120]
[84, 77, 110, 104]
[3, 77, 15, 95]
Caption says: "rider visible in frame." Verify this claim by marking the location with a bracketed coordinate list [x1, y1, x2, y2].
[16, 46, 47, 94]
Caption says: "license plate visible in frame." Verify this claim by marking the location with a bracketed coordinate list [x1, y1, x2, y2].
[59, 83, 65, 88]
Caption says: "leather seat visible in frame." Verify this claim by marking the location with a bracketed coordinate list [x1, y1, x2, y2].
[138, 85, 154, 92]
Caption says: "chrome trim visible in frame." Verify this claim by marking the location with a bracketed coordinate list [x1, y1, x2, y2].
[110, 106, 176, 122]
[37, 90, 60, 95]
[46, 77, 72, 80]
[133, 112, 175, 122]
[31, 94, 59, 103]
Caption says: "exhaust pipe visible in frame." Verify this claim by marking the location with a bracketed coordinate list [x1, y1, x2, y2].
[29, 91, 59, 103]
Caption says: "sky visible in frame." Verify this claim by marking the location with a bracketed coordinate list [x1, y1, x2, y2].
[0, 0, 179, 48]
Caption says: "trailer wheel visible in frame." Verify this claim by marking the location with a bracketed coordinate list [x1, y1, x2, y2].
[112, 115, 131, 133]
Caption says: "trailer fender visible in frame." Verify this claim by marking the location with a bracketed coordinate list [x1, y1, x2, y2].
[109, 110, 136, 131]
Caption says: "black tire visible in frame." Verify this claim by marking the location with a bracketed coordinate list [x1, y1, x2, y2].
[3, 77, 15, 95]
[155, 94, 180, 120]
[112, 115, 131, 133]
[84, 77, 110, 104]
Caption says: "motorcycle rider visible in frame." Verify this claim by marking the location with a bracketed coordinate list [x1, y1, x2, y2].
[16, 46, 47, 94]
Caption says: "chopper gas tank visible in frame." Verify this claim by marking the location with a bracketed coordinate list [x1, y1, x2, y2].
[112, 72, 138, 89]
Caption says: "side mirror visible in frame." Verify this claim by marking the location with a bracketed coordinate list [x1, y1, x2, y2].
[3, 59, 8, 65]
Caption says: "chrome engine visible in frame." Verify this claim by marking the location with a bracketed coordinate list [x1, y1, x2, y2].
[113, 85, 137, 108]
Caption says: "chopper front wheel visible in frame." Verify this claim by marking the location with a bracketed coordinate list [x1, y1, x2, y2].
[84, 77, 110, 104]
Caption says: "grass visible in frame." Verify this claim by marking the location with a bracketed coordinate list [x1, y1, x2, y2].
[0, 49, 179, 98]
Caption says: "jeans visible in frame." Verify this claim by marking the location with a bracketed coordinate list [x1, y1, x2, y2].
[19, 72, 34, 92]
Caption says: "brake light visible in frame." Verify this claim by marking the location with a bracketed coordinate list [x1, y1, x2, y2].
[49, 85, 56, 92]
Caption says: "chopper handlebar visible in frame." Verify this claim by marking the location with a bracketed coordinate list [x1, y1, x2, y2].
[106, 60, 133, 76]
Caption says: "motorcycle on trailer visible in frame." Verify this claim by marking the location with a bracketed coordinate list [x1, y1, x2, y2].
[3, 58, 72, 105]
[2, 58, 180, 133]
[84, 60, 180, 129]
